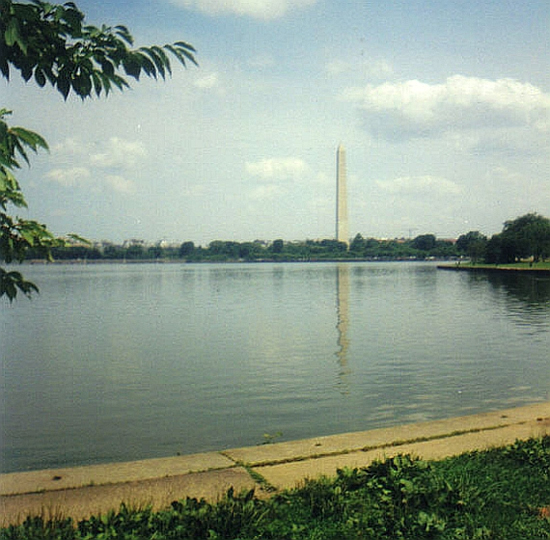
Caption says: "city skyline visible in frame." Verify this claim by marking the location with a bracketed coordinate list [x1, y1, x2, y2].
[3, 0, 548, 245]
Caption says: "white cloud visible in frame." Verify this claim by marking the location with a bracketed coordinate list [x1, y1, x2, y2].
[376, 176, 462, 197]
[105, 175, 136, 194]
[168, 0, 317, 19]
[51, 138, 87, 157]
[246, 157, 310, 201]
[247, 54, 275, 69]
[484, 166, 524, 187]
[248, 184, 286, 200]
[52, 137, 147, 170]
[46, 167, 91, 187]
[482, 166, 550, 207]
[47, 168, 136, 194]
[47, 137, 144, 194]
[306, 195, 331, 214]
[246, 157, 309, 180]
[193, 72, 220, 89]
[343, 75, 550, 141]
[181, 184, 207, 197]
[89, 137, 147, 169]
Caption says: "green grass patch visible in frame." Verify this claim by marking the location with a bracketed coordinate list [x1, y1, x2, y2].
[502, 261, 550, 269]
[3, 437, 550, 539]
[456, 261, 550, 270]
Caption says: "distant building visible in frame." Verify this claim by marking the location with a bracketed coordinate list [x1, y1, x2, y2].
[336, 144, 349, 245]
[122, 239, 145, 248]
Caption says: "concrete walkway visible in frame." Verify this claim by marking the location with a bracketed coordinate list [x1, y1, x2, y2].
[1, 402, 549, 526]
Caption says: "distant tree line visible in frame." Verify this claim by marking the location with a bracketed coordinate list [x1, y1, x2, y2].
[24, 213, 550, 264]
[26, 236, 457, 262]
[456, 213, 550, 264]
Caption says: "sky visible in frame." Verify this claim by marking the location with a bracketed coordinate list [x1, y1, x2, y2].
[3, 0, 549, 245]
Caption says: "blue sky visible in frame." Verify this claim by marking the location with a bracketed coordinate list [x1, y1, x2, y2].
[3, 0, 549, 244]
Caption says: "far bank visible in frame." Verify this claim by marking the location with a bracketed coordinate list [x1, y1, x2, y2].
[437, 262, 550, 275]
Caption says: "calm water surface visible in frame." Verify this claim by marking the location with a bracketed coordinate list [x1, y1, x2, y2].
[1, 262, 549, 473]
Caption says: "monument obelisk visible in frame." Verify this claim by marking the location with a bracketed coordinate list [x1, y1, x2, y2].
[336, 144, 349, 245]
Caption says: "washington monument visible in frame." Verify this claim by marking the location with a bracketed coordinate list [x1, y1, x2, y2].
[336, 144, 349, 245]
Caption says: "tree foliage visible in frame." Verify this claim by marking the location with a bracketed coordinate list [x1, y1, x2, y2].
[0, 108, 62, 300]
[501, 213, 550, 263]
[33, 235, 463, 263]
[0, 0, 197, 301]
[456, 231, 488, 263]
[484, 213, 550, 264]
[0, 0, 197, 100]
[411, 233, 436, 251]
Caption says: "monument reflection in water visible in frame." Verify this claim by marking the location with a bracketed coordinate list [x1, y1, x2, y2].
[335, 264, 351, 392]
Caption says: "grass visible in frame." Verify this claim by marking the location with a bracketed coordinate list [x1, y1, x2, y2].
[452, 261, 550, 270]
[497, 261, 550, 269]
[2, 436, 550, 539]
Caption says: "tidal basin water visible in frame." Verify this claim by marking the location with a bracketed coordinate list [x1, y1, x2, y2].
[1, 262, 549, 473]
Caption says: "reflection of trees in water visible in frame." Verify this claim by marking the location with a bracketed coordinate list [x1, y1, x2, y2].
[481, 272, 550, 329]
[486, 272, 550, 305]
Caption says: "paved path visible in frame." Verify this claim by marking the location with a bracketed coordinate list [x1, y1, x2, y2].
[1, 402, 549, 526]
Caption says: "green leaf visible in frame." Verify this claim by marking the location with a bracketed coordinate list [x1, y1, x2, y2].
[152, 46, 171, 76]
[74, 70, 93, 98]
[61, 4, 84, 31]
[0, 268, 39, 301]
[20, 229, 36, 245]
[136, 51, 156, 78]
[5, 18, 27, 54]
[21, 62, 33, 82]
[174, 41, 198, 66]
[0, 56, 9, 80]
[10, 127, 49, 152]
[174, 41, 197, 52]
[43, 66, 56, 86]
[12, 138, 29, 165]
[34, 67, 46, 87]
[141, 48, 165, 79]
[122, 53, 141, 80]
[53, 5, 65, 22]
[0, 169, 24, 195]
[90, 71, 103, 97]
[67, 233, 91, 245]
[164, 44, 183, 64]
[110, 74, 129, 91]
[98, 72, 112, 95]
[57, 72, 71, 99]
[179, 48, 199, 67]
[1, 190, 27, 210]
[114, 25, 133, 46]
[100, 58, 115, 76]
